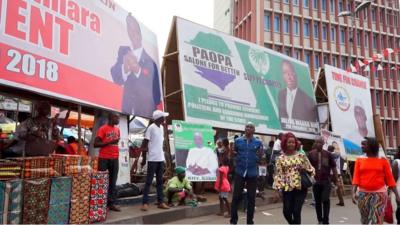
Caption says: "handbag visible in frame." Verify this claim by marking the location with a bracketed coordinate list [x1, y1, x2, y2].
[300, 171, 315, 189]
[384, 197, 394, 224]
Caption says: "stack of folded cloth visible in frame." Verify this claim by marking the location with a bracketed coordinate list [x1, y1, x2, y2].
[0, 160, 22, 180]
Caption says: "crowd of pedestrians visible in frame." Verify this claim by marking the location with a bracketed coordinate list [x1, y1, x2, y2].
[223, 123, 400, 225]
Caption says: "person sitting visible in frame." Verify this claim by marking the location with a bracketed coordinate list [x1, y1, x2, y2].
[165, 166, 195, 206]
[65, 136, 87, 155]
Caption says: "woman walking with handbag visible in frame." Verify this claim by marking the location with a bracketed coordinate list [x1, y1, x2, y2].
[273, 132, 315, 224]
[352, 137, 400, 225]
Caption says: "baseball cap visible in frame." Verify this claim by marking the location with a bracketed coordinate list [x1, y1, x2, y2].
[152, 110, 169, 120]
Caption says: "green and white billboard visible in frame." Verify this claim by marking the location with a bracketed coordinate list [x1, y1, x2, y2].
[172, 120, 218, 182]
[177, 18, 319, 139]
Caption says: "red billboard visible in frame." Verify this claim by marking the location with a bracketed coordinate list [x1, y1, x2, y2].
[0, 0, 162, 118]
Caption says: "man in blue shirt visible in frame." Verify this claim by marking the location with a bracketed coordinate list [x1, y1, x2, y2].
[230, 123, 264, 225]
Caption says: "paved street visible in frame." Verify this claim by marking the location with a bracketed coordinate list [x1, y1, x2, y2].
[172, 198, 361, 224]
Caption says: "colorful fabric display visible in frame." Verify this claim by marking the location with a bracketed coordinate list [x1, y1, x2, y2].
[13, 157, 63, 178]
[0, 179, 23, 224]
[89, 171, 109, 223]
[69, 173, 91, 224]
[48, 176, 72, 224]
[51, 154, 92, 175]
[0, 160, 22, 180]
[22, 178, 51, 224]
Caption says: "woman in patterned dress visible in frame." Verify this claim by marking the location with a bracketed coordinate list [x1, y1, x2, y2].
[352, 137, 400, 224]
[273, 132, 315, 224]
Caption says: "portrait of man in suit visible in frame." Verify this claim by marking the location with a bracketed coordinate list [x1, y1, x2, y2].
[278, 60, 317, 124]
[111, 14, 162, 118]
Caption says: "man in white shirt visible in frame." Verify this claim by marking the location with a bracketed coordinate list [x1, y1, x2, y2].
[186, 133, 218, 179]
[270, 133, 283, 164]
[140, 110, 170, 211]
[278, 60, 317, 128]
[111, 14, 162, 118]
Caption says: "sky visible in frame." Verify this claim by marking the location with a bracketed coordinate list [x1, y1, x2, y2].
[114, 0, 214, 61]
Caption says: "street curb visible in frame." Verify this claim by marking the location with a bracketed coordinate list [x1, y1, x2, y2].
[107, 187, 352, 224]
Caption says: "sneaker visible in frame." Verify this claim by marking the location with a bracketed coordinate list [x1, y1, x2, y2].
[336, 202, 345, 206]
[109, 204, 121, 212]
[157, 202, 170, 209]
[141, 204, 149, 211]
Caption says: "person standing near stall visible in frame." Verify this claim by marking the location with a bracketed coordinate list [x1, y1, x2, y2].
[140, 110, 170, 211]
[94, 112, 121, 212]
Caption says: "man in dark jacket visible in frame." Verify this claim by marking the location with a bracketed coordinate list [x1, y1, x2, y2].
[111, 14, 161, 118]
[278, 60, 317, 125]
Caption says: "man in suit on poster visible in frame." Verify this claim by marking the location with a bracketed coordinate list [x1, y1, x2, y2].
[111, 14, 162, 118]
[278, 60, 317, 125]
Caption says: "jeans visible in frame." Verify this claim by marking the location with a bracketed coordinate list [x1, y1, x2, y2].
[282, 188, 307, 224]
[313, 181, 331, 224]
[142, 161, 165, 204]
[230, 174, 257, 224]
[396, 207, 400, 225]
[98, 158, 119, 205]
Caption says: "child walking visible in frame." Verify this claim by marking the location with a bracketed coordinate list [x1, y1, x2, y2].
[215, 158, 231, 218]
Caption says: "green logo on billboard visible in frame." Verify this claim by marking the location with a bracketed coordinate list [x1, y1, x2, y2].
[249, 48, 270, 74]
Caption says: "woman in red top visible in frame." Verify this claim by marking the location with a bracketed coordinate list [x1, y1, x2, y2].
[352, 137, 400, 224]
[215, 157, 231, 218]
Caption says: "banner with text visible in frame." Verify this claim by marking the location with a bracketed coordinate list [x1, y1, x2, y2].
[325, 65, 375, 159]
[177, 18, 319, 138]
[172, 120, 217, 182]
[0, 0, 162, 118]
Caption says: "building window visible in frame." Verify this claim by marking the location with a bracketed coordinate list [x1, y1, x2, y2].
[357, 31, 361, 46]
[323, 55, 328, 64]
[304, 20, 310, 37]
[314, 23, 319, 39]
[313, 0, 318, 9]
[285, 48, 291, 56]
[373, 34, 377, 49]
[372, 8, 376, 22]
[330, 0, 334, 13]
[340, 28, 345, 44]
[284, 0, 289, 3]
[333, 56, 337, 67]
[392, 93, 396, 107]
[339, 0, 343, 12]
[294, 18, 299, 35]
[384, 92, 388, 107]
[322, 0, 327, 11]
[315, 54, 320, 68]
[365, 33, 369, 48]
[305, 52, 311, 65]
[293, 0, 299, 6]
[341, 57, 347, 69]
[303, 0, 309, 8]
[264, 14, 270, 31]
[284, 17, 290, 34]
[322, 25, 327, 40]
[394, 122, 398, 137]
[274, 15, 280, 32]
[380, 9, 385, 22]
[295, 50, 300, 59]
[376, 92, 381, 107]
[331, 27, 336, 41]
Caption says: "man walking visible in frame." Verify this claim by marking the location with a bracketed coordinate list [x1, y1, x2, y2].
[140, 110, 170, 211]
[230, 122, 263, 225]
[308, 137, 338, 224]
[94, 112, 121, 211]
[328, 145, 345, 206]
